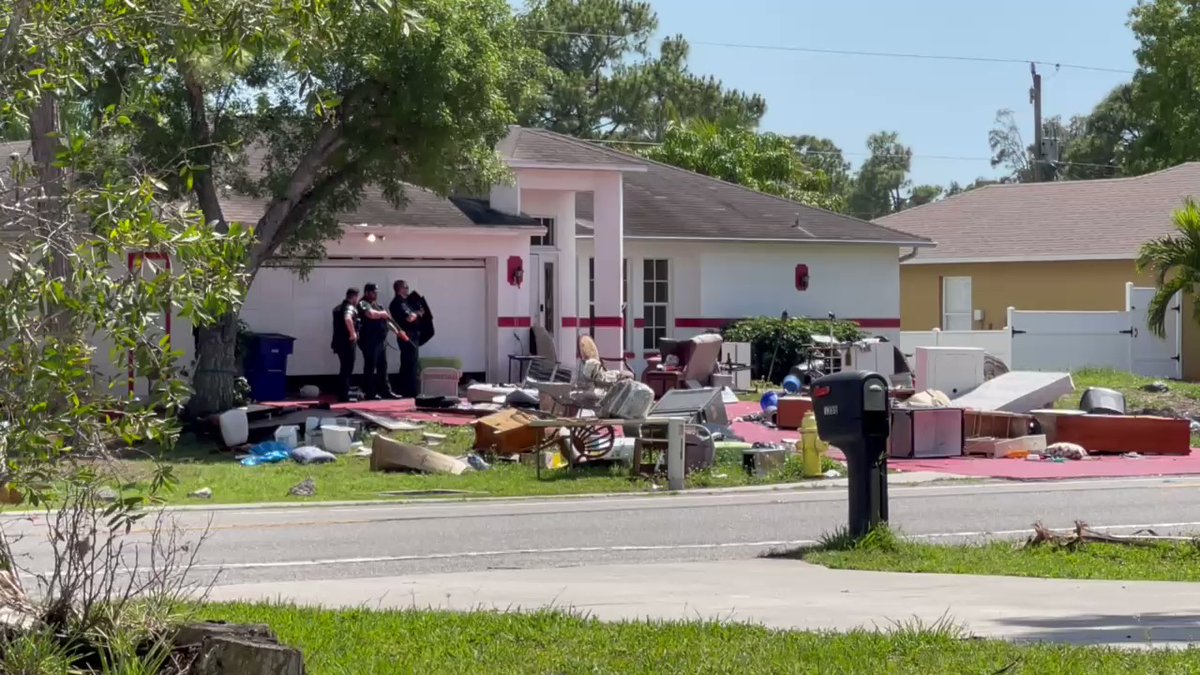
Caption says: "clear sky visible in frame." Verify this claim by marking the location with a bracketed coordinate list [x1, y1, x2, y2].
[645, 0, 1138, 188]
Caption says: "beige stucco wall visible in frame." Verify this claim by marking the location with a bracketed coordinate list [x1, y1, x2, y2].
[900, 259, 1200, 381]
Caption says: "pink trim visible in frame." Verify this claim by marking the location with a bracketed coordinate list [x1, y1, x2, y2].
[563, 316, 626, 329]
[498, 316, 532, 328]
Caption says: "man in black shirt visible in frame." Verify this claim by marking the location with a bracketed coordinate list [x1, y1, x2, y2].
[357, 283, 405, 400]
[330, 287, 361, 402]
[389, 279, 424, 398]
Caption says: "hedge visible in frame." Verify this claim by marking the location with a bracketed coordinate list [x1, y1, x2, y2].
[722, 316, 864, 384]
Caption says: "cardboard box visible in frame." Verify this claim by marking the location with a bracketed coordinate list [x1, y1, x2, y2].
[473, 409, 544, 455]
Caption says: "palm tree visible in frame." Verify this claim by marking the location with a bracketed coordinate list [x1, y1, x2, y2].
[1137, 199, 1200, 337]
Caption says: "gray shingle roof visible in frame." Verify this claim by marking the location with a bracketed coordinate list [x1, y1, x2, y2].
[875, 163, 1200, 262]
[220, 185, 485, 229]
[498, 126, 645, 169]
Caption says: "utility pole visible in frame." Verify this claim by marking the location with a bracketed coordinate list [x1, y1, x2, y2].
[1029, 62, 1043, 182]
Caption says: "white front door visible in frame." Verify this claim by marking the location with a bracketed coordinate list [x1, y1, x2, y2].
[1128, 285, 1182, 379]
[941, 276, 973, 330]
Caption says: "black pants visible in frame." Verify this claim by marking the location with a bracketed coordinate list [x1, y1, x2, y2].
[359, 339, 390, 398]
[397, 335, 420, 398]
[334, 341, 356, 401]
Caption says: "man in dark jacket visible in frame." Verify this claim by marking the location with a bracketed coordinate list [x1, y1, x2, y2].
[330, 287, 360, 402]
[358, 283, 405, 400]
[389, 279, 424, 398]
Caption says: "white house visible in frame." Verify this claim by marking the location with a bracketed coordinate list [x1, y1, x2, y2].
[4, 130, 931, 393]
[224, 127, 932, 386]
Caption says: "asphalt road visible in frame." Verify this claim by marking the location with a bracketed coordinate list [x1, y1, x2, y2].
[5, 476, 1200, 587]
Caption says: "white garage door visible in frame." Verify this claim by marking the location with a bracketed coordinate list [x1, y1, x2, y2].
[241, 260, 488, 375]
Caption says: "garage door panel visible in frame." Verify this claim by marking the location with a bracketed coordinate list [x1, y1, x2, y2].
[242, 262, 488, 376]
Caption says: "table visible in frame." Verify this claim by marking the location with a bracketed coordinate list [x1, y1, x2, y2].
[507, 354, 539, 383]
[527, 416, 687, 489]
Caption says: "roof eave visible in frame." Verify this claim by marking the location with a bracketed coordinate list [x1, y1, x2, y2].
[573, 233, 934, 246]
[903, 253, 1136, 265]
[506, 160, 648, 173]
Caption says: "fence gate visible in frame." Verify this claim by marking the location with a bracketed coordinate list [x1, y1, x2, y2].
[1126, 284, 1182, 379]
[1007, 307, 1133, 372]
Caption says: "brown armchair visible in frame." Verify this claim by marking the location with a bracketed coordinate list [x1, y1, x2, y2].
[642, 333, 723, 398]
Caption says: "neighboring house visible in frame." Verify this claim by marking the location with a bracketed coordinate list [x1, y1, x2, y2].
[875, 163, 1200, 379]
[3, 130, 934, 391]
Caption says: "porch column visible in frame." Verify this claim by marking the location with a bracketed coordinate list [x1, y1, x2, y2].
[591, 172, 625, 361]
[553, 191, 577, 366]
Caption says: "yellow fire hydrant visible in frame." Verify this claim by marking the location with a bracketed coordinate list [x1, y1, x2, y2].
[799, 411, 829, 478]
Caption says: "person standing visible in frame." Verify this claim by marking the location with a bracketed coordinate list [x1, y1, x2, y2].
[330, 287, 361, 402]
[358, 283, 405, 400]
[389, 279, 423, 398]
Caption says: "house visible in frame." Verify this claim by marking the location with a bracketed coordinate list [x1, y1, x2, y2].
[4, 130, 933, 392]
[875, 163, 1200, 379]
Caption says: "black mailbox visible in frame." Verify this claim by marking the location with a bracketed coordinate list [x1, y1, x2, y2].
[810, 370, 891, 538]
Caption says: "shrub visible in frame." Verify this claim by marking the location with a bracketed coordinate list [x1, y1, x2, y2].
[722, 316, 864, 383]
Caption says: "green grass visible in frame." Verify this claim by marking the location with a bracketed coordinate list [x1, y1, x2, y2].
[196, 604, 1198, 674]
[799, 526, 1200, 582]
[117, 426, 844, 505]
[1060, 368, 1200, 416]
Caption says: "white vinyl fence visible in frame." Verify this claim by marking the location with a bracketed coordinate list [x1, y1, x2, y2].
[900, 283, 1182, 379]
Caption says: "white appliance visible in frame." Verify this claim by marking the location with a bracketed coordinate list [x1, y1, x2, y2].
[850, 341, 895, 378]
[914, 346, 985, 397]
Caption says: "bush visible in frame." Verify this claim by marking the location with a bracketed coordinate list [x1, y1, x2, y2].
[722, 316, 864, 383]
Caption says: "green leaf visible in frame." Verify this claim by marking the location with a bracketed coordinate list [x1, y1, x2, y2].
[181, 0, 194, 13]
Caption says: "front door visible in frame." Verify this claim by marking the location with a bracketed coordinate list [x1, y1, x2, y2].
[530, 253, 556, 337]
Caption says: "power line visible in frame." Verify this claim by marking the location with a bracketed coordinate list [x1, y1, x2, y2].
[527, 30, 1135, 75]
[580, 137, 1120, 170]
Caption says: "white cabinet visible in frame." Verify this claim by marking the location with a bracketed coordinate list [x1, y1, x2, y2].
[914, 346, 985, 397]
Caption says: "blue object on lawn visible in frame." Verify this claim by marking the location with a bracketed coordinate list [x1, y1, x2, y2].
[241, 441, 291, 466]
[782, 374, 802, 394]
[760, 391, 779, 411]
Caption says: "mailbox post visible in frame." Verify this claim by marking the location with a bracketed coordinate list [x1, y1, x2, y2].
[810, 370, 891, 538]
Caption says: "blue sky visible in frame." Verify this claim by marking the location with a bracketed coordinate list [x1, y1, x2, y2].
[518, 0, 1139, 189]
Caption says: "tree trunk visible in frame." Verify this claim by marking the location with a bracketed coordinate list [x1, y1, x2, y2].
[186, 312, 240, 418]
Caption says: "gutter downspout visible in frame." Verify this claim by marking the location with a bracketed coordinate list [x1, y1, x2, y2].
[898, 247, 919, 263]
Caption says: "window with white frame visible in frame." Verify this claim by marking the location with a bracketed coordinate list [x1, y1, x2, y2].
[642, 258, 670, 351]
[588, 257, 630, 350]
[530, 217, 555, 248]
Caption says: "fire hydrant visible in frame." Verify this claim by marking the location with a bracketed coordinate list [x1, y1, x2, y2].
[799, 411, 828, 478]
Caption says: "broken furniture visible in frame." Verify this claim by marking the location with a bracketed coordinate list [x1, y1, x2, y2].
[507, 354, 539, 383]
[743, 446, 790, 477]
[951, 371, 1074, 414]
[965, 434, 1047, 459]
[420, 366, 461, 398]
[718, 341, 753, 391]
[913, 346, 984, 398]
[888, 407, 965, 459]
[1029, 408, 1085, 444]
[627, 388, 725, 476]
[643, 334, 724, 398]
[1079, 387, 1126, 415]
[371, 435, 471, 474]
[473, 408, 547, 456]
[1052, 414, 1191, 455]
[964, 410, 1036, 439]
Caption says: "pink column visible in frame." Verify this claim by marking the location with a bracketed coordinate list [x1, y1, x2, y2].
[590, 172, 625, 361]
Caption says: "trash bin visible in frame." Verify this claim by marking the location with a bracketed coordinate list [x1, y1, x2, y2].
[243, 332, 296, 402]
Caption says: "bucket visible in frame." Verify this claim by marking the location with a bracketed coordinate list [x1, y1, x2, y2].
[305, 417, 322, 437]
[217, 408, 249, 447]
[320, 425, 355, 455]
[759, 391, 779, 411]
[782, 374, 802, 394]
[273, 425, 299, 450]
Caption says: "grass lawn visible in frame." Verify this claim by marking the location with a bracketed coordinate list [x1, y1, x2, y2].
[197, 604, 1198, 674]
[1059, 368, 1200, 417]
[114, 425, 844, 505]
[799, 527, 1200, 582]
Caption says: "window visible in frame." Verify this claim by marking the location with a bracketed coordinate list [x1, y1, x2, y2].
[530, 217, 555, 248]
[941, 276, 973, 330]
[642, 258, 670, 351]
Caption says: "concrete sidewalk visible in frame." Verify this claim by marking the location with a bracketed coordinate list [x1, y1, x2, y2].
[207, 558, 1200, 648]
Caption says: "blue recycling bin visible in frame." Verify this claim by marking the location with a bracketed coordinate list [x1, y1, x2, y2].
[243, 332, 296, 402]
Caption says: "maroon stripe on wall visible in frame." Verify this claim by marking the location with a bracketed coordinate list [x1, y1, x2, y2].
[498, 316, 532, 328]
[674, 317, 901, 329]
[563, 316, 625, 328]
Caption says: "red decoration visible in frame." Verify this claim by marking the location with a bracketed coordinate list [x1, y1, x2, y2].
[507, 256, 524, 287]
[795, 264, 809, 291]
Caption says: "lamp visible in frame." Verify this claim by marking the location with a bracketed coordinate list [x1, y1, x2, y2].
[507, 256, 524, 287]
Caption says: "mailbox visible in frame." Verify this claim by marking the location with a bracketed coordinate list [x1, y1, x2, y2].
[810, 370, 891, 538]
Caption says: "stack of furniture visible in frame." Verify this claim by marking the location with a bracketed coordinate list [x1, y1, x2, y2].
[642, 334, 724, 398]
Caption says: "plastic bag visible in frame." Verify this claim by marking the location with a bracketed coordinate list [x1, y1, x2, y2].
[241, 441, 291, 466]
